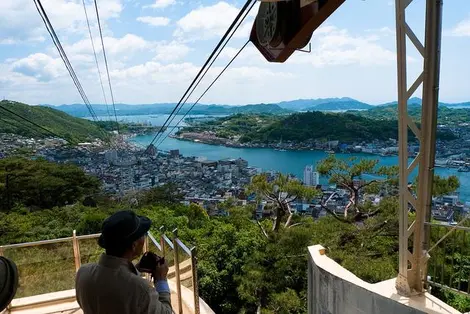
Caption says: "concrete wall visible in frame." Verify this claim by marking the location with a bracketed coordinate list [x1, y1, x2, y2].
[307, 245, 460, 314]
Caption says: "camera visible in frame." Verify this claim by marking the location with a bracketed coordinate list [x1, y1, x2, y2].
[138, 252, 164, 273]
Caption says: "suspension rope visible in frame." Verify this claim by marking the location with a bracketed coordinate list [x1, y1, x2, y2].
[154, 0, 257, 148]
[0, 104, 73, 144]
[144, 0, 255, 152]
[33, 0, 99, 122]
[156, 41, 250, 148]
[94, 0, 120, 134]
[82, 0, 112, 122]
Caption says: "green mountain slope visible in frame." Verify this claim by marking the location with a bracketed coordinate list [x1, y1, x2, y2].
[0, 100, 107, 143]
[180, 112, 456, 143]
[239, 112, 400, 143]
[349, 103, 470, 124]
[309, 100, 372, 111]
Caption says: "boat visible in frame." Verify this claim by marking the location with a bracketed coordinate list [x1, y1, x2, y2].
[275, 148, 287, 152]
[458, 166, 470, 172]
[325, 150, 335, 154]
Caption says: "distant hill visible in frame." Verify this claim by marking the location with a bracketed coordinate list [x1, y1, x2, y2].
[42, 103, 290, 117]
[43, 97, 470, 118]
[307, 100, 372, 111]
[0, 100, 107, 143]
[349, 103, 470, 125]
[276, 97, 370, 111]
[377, 97, 470, 108]
[180, 111, 456, 144]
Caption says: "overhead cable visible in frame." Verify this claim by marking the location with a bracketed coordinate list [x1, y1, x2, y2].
[154, 0, 257, 148]
[0, 105, 72, 144]
[33, 0, 99, 122]
[82, 0, 112, 122]
[94, 0, 120, 134]
[144, 0, 255, 151]
[156, 41, 250, 148]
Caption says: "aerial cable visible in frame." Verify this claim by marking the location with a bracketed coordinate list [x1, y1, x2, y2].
[82, 0, 113, 123]
[33, 0, 100, 123]
[33, 0, 112, 143]
[154, 0, 257, 148]
[0, 105, 73, 144]
[144, 0, 255, 151]
[93, 0, 120, 134]
[146, 0, 254, 149]
[156, 40, 250, 148]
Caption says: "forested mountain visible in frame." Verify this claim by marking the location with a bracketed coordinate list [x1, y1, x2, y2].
[180, 111, 457, 143]
[0, 100, 108, 142]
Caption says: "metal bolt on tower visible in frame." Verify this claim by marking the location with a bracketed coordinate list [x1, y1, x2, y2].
[395, 0, 443, 296]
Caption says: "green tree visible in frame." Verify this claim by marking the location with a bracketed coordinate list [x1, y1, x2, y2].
[316, 155, 398, 222]
[247, 173, 319, 232]
[0, 158, 100, 211]
[138, 183, 185, 206]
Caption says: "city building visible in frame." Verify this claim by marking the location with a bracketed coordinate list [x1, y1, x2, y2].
[303, 165, 319, 186]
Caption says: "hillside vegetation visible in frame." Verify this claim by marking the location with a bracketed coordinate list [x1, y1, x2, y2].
[349, 103, 470, 125]
[43, 103, 291, 117]
[180, 112, 456, 143]
[1, 158, 469, 312]
[0, 100, 108, 142]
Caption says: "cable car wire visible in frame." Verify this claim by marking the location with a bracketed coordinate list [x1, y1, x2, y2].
[94, 0, 120, 134]
[156, 40, 250, 148]
[144, 0, 255, 151]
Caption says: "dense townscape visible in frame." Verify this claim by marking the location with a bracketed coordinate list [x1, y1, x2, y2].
[1, 131, 465, 225]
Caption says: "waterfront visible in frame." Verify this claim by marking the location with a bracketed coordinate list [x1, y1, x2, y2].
[93, 114, 470, 201]
[132, 139, 470, 203]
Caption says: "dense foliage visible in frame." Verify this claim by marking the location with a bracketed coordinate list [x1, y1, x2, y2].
[0, 158, 100, 210]
[180, 112, 456, 144]
[350, 103, 470, 126]
[179, 114, 282, 139]
[1, 157, 470, 312]
[0, 100, 108, 142]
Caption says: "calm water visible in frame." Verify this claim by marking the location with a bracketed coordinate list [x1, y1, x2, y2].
[95, 115, 470, 202]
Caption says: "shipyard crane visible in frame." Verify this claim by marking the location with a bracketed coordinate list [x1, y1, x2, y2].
[251, 0, 443, 296]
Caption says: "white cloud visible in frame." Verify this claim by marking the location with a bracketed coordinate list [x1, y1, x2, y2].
[451, 17, 470, 37]
[10, 53, 65, 82]
[65, 34, 152, 56]
[137, 16, 171, 26]
[153, 42, 191, 62]
[174, 1, 253, 40]
[290, 26, 396, 67]
[146, 0, 176, 9]
[0, 0, 122, 45]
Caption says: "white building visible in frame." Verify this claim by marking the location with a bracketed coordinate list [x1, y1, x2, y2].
[303, 165, 319, 186]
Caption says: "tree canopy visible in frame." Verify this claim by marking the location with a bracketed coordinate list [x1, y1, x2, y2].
[0, 157, 100, 210]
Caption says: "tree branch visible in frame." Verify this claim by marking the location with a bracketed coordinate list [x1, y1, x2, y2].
[256, 220, 269, 239]
[288, 222, 303, 228]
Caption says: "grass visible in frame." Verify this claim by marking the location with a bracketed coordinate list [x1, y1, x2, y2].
[3, 238, 103, 298]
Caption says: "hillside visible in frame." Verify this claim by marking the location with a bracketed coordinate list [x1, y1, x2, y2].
[43, 103, 291, 117]
[0, 100, 108, 142]
[276, 97, 371, 111]
[308, 100, 372, 111]
[239, 112, 399, 143]
[349, 103, 470, 124]
[178, 111, 456, 144]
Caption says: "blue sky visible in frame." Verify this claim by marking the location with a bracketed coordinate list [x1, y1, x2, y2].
[0, 0, 469, 106]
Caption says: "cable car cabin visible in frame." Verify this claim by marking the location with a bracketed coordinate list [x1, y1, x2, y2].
[250, 0, 345, 63]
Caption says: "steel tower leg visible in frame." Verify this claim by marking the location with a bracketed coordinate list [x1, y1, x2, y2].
[395, 0, 443, 296]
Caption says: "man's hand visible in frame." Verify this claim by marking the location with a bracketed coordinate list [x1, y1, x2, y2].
[153, 258, 169, 282]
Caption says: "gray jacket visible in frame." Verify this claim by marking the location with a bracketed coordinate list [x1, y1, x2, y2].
[76, 254, 172, 314]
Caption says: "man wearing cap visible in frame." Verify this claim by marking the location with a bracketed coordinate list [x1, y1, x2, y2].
[75, 211, 172, 314]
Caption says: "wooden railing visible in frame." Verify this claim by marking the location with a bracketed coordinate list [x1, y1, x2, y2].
[0, 228, 200, 314]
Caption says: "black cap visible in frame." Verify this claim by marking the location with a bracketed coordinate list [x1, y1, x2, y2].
[98, 210, 151, 249]
[0, 257, 18, 312]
